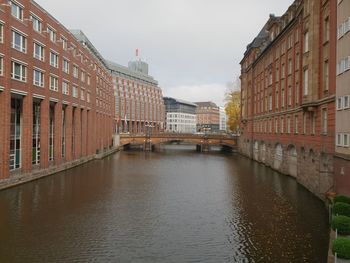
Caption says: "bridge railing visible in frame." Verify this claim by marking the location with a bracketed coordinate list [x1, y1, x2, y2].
[120, 133, 238, 139]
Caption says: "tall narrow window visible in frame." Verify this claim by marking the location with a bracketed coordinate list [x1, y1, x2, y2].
[304, 31, 309, 53]
[11, 61, 26, 82]
[303, 69, 309, 96]
[34, 42, 44, 61]
[33, 69, 44, 87]
[32, 101, 41, 165]
[47, 27, 56, 42]
[0, 56, 3, 76]
[294, 115, 299, 134]
[10, 98, 22, 170]
[31, 15, 42, 33]
[0, 23, 4, 43]
[49, 105, 54, 162]
[324, 60, 329, 91]
[324, 17, 330, 42]
[322, 108, 328, 134]
[310, 112, 316, 135]
[303, 113, 307, 134]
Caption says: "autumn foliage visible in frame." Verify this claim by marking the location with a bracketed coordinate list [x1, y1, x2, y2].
[225, 79, 241, 132]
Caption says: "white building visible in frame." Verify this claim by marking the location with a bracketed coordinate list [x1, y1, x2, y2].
[164, 97, 197, 133]
[219, 107, 228, 132]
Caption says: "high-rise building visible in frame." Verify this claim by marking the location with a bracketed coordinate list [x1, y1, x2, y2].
[163, 97, 197, 133]
[239, 0, 336, 199]
[107, 58, 165, 134]
[0, 0, 115, 180]
[334, 0, 350, 196]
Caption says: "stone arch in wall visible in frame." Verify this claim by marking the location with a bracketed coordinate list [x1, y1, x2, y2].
[260, 141, 266, 163]
[273, 143, 283, 171]
[253, 140, 259, 161]
[287, 144, 297, 178]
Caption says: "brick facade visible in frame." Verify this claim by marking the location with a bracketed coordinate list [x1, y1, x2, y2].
[239, 0, 337, 199]
[0, 0, 114, 179]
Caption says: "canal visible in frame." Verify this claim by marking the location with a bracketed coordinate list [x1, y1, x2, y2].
[0, 146, 329, 262]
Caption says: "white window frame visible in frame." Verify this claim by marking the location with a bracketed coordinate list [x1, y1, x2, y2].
[344, 95, 350, 109]
[72, 85, 78, 98]
[62, 81, 69, 95]
[33, 69, 44, 87]
[49, 75, 59, 91]
[336, 133, 343, 147]
[303, 69, 309, 96]
[11, 61, 26, 82]
[0, 56, 3, 76]
[50, 51, 59, 68]
[304, 31, 309, 53]
[337, 97, 343, 110]
[47, 27, 56, 42]
[12, 30, 26, 53]
[344, 133, 350, 147]
[33, 42, 44, 61]
[30, 14, 42, 33]
[62, 59, 69, 73]
[0, 23, 4, 43]
[73, 65, 78, 78]
[10, 1, 23, 21]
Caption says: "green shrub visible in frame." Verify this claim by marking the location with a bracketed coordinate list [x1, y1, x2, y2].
[332, 216, 350, 235]
[335, 195, 350, 205]
[334, 202, 350, 217]
[332, 238, 350, 259]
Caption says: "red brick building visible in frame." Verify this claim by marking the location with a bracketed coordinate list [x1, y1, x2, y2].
[108, 58, 165, 134]
[195, 102, 220, 132]
[239, 0, 337, 199]
[0, 0, 114, 179]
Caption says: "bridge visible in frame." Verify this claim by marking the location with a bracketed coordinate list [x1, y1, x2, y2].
[119, 133, 238, 152]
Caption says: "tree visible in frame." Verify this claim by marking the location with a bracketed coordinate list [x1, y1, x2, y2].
[225, 77, 241, 132]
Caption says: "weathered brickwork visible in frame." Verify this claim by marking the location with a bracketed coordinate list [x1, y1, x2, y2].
[239, 0, 337, 199]
[0, 0, 114, 179]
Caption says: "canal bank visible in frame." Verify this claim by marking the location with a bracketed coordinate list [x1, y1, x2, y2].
[0, 147, 329, 262]
[0, 147, 120, 191]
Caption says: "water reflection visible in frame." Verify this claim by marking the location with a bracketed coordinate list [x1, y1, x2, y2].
[0, 146, 328, 262]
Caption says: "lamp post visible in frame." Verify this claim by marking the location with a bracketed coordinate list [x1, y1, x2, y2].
[144, 122, 154, 151]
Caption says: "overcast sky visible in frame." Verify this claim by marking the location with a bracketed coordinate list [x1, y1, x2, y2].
[37, 0, 292, 106]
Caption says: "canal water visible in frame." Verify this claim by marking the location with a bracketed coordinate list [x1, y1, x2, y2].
[0, 146, 329, 262]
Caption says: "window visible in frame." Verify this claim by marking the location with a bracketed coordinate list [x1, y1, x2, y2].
[73, 85, 78, 98]
[287, 116, 291, 134]
[282, 64, 285, 79]
[33, 69, 44, 87]
[0, 23, 4, 43]
[337, 57, 350, 75]
[61, 37, 68, 50]
[275, 90, 279, 109]
[303, 113, 307, 134]
[50, 52, 58, 68]
[280, 117, 284, 133]
[304, 31, 309, 53]
[50, 75, 58, 91]
[324, 17, 330, 42]
[344, 134, 349, 147]
[73, 65, 78, 78]
[303, 69, 309, 96]
[337, 97, 343, 110]
[337, 133, 342, 146]
[47, 27, 56, 42]
[296, 53, 300, 71]
[81, 71, 85, 82]
[294, 115, 299, 134]
[10, 1, 23, 20]
[62, 81, 69, 95]
[33, 42, 44, 61]
[344, 96, 350, 109]
[281, 88, 285, 108]
[87, 92, 90, 103]
[324, 60, 329, 91]
[0, 56, 3, 76]
[288, 86, 292, 106]
[31, 15, 42, 33]
[87, 75, 91, 85]
[12, 31, 26, 53]
[269, 94, 272, 111]
[11, 61, 26, 82]
[80, 89, 85, 100]
[322, 108, 328, 134]
[310, 112, 316, 135]
[288, 59, 293, 75]
[62, 59, 69, 73]
[275, 118, 278, 133]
